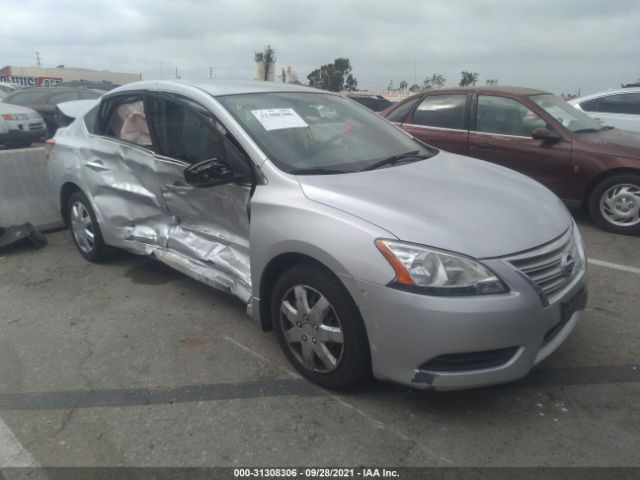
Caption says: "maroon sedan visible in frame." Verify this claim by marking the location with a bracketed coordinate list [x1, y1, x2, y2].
[382, 86, 640, 235]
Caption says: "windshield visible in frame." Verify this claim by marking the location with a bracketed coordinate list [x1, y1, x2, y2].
[529, 93, 604, 133]
[217, 92, 434, 173]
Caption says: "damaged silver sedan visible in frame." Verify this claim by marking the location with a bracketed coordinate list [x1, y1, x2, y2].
[48, 80, 587, 390]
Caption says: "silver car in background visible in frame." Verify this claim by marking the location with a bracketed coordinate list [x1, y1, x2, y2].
[48, 80, 587, 390]
[569, 88, 640, 132]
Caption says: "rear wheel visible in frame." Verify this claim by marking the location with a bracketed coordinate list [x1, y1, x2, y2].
[67, 190, 111, 261]
[588, 173, 640, 235]
[271, 264, 369, 389]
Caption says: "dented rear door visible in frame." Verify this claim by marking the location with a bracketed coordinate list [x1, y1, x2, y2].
[85, 93, 171, 249]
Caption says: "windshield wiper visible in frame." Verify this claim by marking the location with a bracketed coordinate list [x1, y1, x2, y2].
[362, 150, 431, 171]
[289, 167, 353, 175]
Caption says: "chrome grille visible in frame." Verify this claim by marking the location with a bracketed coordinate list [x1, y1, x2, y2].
[506, 227, 583, 303]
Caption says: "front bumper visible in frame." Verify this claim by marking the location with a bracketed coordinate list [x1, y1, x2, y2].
[348, 259, 587, 390]
[0, 127, 46, 145]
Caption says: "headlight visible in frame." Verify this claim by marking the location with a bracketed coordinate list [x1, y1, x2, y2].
[572, 221, 587, 266]
[375, 239, 508, 295]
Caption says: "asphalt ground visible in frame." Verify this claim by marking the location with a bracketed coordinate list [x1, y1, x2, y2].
[0, 210, 638, 472]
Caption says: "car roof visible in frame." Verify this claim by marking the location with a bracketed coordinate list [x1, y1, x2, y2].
[108, 79, 326, 98]
[570, 87, 640, 103]
[3, 87, 101, 99]
[418, 85, 550, 96]
[8, 87, 98, 94]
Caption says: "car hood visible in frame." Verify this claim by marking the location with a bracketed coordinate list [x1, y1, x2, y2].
[297, 152, 571, 258]
[573, 128, 640, 160]
[0, 103, 39, 115]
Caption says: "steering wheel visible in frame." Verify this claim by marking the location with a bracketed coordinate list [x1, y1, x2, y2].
[305, 132, 354, 161]
[319, 132, 347, 149]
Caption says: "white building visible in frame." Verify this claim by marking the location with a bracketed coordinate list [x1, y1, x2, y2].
[0, 65, 140, 87]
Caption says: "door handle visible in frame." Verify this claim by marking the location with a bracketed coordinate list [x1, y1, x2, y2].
[476, 143, 492, 149]
[85, 160, 110, 171]
[164, 182, 194, 192]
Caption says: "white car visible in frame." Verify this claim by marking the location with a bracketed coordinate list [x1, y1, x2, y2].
[568, 88, 640, 132]
[0, 103, 47, 148]
[0, 82, 17, 100]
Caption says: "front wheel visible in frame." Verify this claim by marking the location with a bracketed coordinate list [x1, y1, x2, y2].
[67, 190, 111, 261]
[271, 264, 370, 389]
[588, 174, 640, 235]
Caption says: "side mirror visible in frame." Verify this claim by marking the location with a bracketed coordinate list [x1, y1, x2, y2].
[184, 157, 239, 188]
[531, 127, 562, 142]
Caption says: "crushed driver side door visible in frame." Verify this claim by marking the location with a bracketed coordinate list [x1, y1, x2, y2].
[145, 93, 254, 303]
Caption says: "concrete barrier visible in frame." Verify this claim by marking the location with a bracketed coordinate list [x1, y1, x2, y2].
[0, 147, 64, 231]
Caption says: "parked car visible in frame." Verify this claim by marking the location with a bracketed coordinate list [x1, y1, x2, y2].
[48, 80, 587, 391]
[0, 103, 47, 147]
[382, 86, 640, 235]
[346, 94, 393, 112]
[0, 82, 17, 100]
[568, 88, 640, 133]
[2, 87, 101, 136]
[55, 80, 121, 92]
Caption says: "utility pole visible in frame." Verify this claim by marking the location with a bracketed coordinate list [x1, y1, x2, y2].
[175, 66, 179, 79]
[414, 59, 416, 84]
[209, 67, 213, 79]
[35, 51, 41, 67]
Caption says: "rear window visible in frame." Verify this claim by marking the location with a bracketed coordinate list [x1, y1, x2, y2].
[48, 92, 83, 104]
[598, 93, 640, 115]
[84, 104, 100, 134]
[4, 90, 46, 105]
[410, 94, 467, 130]
[386, 97, 422, 123]
[580, 98, 600, 112]
[349, 96, 393, 112]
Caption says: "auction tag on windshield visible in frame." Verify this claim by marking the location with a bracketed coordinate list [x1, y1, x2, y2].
[251, 108, 308, 131]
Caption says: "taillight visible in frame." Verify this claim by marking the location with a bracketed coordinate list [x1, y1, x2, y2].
[45, 138, 55, 160]
[2, 114, 14, 121]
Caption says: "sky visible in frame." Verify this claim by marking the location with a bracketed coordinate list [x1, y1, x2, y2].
[1, 0, 639, 95]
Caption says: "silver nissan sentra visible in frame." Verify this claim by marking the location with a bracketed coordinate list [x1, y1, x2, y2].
[48, 80, 588, 390]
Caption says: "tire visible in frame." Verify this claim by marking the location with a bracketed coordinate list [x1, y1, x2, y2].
[588, 173, 640, 235]
[271, 264, 370, 389]
[67, 190, 111, 261]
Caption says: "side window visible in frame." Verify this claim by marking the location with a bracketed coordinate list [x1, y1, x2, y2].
[5, 91, 43, 105]
[103, 97, 152, 147]
[386, 97, 422, 123]
[48, 92, 82, 104]
[146, 96, 250, 177]
[476, 96, 546, 137]
[84, 104, 100, 133]
[411, 95, 467, 130]
[80, 91, 101, 100]
[598, 94, 640, 115]
[580, 98, 600, 112]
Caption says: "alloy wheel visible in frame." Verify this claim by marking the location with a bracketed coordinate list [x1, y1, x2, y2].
[599, 183, 640, 227]
[279, 285, 345, 373]
[70, 201, 95, 254]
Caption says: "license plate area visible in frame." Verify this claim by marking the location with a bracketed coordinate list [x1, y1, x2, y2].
[561, 287, 587, 322]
